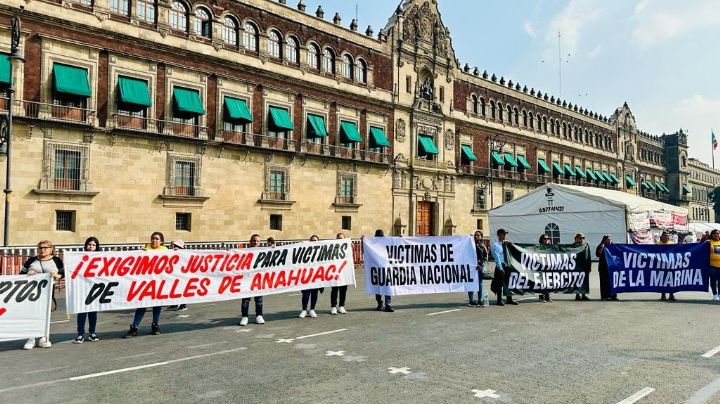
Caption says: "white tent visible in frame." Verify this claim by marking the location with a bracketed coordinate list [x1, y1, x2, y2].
[488, 183, 688, 252]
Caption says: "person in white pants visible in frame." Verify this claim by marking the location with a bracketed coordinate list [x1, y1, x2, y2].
[21, 240, 63, 350]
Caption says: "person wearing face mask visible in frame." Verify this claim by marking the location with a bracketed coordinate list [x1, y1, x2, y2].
[125, 232, 166, 338]
[21, 240, 64, 350]
[74, 237, 101, 344]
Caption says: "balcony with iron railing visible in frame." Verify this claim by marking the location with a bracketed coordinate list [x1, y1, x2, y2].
[163, 185, 204, 198]
[411, 157, 450, 170]
[3, 99, 96, 126]
[39, 176, 92, 193]
[113, 113, 210, 139]
[261, 191, 290, 201]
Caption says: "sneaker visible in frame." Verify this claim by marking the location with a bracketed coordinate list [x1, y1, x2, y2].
[38, 337, 52, 348]
[165, 305, 179, 311]
[74, 335, 84, 344]
[176, 305, 188, 311]
[384, 305, 395, 313]
[255, 315, 265, 325]
[668, 295, 676, 302]
[338, 306, 347, 314]
[23, 338, 36, 350]
[546, 297, 553, 303]
[88, 333, 99, 342]
[467, 301, 478, 307]
[660, 294, 667, 301]
[575, 294, 582, 301]
[496, 299, 505, 306]
[124, 326, 139, 338]
[506, 299, 519, 305]
[581, 295, 590, 301]
[309, 310, 317, 318]
[299, 310, 307, 318]
[150, 323, 160, 335]
[375, 303, 383, 311]
[714, 294, 720, 301]
[239, 317, 249, 326]
[330, 307, 338, 315]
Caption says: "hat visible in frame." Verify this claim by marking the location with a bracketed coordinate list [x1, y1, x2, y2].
[497, 228, 508, 236]
[574, 233, 585, 239]
[171, 239, 185, 249]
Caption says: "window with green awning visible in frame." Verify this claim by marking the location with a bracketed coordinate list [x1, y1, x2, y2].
[339, 121, 362, 143]
[268, 106, 294, 131]
[683, 184, 691, 195]
[537, 159, 550, 174]
[461, 145, 477, 161]
[594, 170, 604, 182]
[117, 76, 152, 109]
[306, 114, 328, 138]
[641, 182, 650, 190]
[53, 63, 91, 97]
[609, 173, 620, 184]
[516, 155, 531, 170]
[504, 153, 518, 168]
[563, 163, 576, 177]
[574, 165, 586, 178]
[657, 183, 668, 192]
[552, 161, 565, 176]
[491, 151, 505, 166]
[369, 127, 390, 148]
[645, 182, 656, 191]
[602, 172, 614, 184]
[418, 135, 439, 155]
[625, 176, 636, 188]
[0, 53, 10, 86]
[586, 170, 597, 181]
[173, 87, 205, 115]
[223, 97, 253, 123]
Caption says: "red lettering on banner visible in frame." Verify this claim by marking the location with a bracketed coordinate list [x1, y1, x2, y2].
[156, 280, 169, 299]
[225, 254, 240, 271]
[198, 278, 210, 296]
[239, 253, 253, 270]
[250, 274, 262, 291]
[167, 255, 180, 274]
[183, 278, 200, 297]
[131, 256, 159, 276]
[168, 278, 183, 299]
[324, 265, 336, 281]
[138, 281, 156, 301]
[335, 261, 347, 281]
[84, 257, 102, 278]
[287, 269, 301, 286]
[210, 254, 224, 271]
[274, 271, 287, 288]
[218, 275, 243, 294]
[127, 280, 143, 301]
[117, 257, 135, 277]
[300, 268, 312, 284]
[96, 257, 116, 277]
[311, 267, 326, 283]
[0, 307, 6, 317]
[71, 255, 89, 279]
[262, 272, 275, 289]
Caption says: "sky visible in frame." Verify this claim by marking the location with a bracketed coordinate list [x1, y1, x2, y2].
[298, 0, 720, 167]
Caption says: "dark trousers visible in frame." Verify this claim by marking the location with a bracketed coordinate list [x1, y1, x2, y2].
[330, 286, 347, 307]
[77, 312, 97, 335]
[241, 296, 263, 317]
[302, 289, 319, 310]
[375, 294, 392, 306]
[599, 266, 616, 299]
[132, 307, 161, 327]
[710, 268, 720, 295]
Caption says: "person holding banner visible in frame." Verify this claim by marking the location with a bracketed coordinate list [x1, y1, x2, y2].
[74, 237, 101, 344]
[21, 240, 64, 350]
[239, 234, 265, 326]
[709, 230, 720, 301]
[372, 229, 394, 312]
[300, 235, 323, 318]
[124, 232, 166, 338]
[597, 235, 618, 301]
[467, 231, 488, 307]
[166, 240, 188, 312]
[537, 234, 553, 303]
[330, 232, 349, 315]
[658, 231, 677, 302]
[573, 233, 591, 301]
[491, 229, 518, 306]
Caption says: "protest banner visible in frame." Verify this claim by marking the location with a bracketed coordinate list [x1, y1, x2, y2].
[363, 236, 477, 296]
[604, 242, 709, 294]
[504, 243, 591, 292]
[64, 239, 355, 314]
[0, 274, 53, 342]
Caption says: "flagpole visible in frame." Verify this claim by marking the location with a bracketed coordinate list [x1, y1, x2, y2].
[713, 128, 716, 171]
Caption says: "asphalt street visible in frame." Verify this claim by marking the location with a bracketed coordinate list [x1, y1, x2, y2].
[1, 265, 719, 404]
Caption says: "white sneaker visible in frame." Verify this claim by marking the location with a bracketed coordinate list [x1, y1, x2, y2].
[338, 306, 347, 314]
[255, 315, 265, 324]
[38, 337, 52, 348]
[330, 307, 337, 315]
[714, 294, 720, 301]
[239, 317, 249, 326]
[299, 310, 307, 318]
[23, 338, 36, 350]
[309, 310, 317, 318]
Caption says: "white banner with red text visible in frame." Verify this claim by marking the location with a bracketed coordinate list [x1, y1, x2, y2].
[64, 239, 355, 314]
[0, 274, 53, 342]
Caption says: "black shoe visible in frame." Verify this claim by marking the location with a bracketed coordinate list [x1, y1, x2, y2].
[496, 299, 505, 306]
[538, 295, 545, 301]
[610, 296, 619, 301]
[581, 295, 590, 301]
[660, 294, 667, 301]
[151, 323, 160, 335]
[384, 305, 395, 313]
[468, 301, 479, 307]
[375, 303, 383, 311]
[124, 326, 138, 338]
[88, 333, 99, 342]
[177, 304, 188, 311]
[575, 294, 582, 301]
[506, 299, 519, 305]
[545, 297, 553, 303]
[165, 305, 179, 311]
[668, 294, 676, 302]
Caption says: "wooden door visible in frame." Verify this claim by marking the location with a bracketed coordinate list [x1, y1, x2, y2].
[416, 201, 434, 236]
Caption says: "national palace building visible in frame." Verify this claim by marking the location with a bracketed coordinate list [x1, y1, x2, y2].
[0, 0, 716, 245]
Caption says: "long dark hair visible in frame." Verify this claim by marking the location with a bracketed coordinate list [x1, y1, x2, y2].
[596, 235, 611, 257]
[84, 236, 100, 252]
[151, 231, 165, 243]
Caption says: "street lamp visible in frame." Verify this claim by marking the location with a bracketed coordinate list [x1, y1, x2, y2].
[487, 134, 505, 209]
[2, 16, 21, 247]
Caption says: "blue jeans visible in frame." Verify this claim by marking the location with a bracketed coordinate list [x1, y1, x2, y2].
[76, 312, 97, 336]
[468, 265, 486, 302]
[241, 296, 263, 317]
[132, 307, 161, 327]
[375, 294, 391, 306]
[711, 268, 720, 295]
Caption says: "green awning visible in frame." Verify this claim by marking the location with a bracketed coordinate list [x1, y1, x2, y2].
[224, 97, 253, 123]
[574, 165, 586, 178]
[461, 145, 477, 161]
[609, 173, 620, 184]
[594, 170, 605, 182]
[641, 182, 651, 190]
[646, 182, 656, 190]
[563, 163, 576, 177]
[683, 184, 691, 195]
[339, 121, 362, 143]
[625, 176, 636, 188]
[516, 155, 531, 170]
[173, 87, 205, 115]
[504, 153, 518, 167]
[307, 114, 328, 138]
[117, 76, 152, 108]
[657, 183, 668, 192]
[491, 151, 505, 166]
[369, 127, 390, 147]
[552, 161, 565, 176]
[586, 170, 597, 181]
[53, 63, 91, 97]
[0, 54, 10, 85]
[537, 159, 550, 174]
[602, 172, 614, 184]
[268, 106, 294, 131]
[418, 135, 439, 155]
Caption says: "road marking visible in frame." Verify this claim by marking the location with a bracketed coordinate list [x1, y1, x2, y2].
[701, 344, 720, 358]
[276, 338, 294, 343]
[288, 294, 300, 297]
[70, 362, 167, 380]
[325, 350, 345, 356]
[188, 342, 226, 349]
[388, 367, 411, 375]
[177, 315, 191, 318]
[113, 352, 156, 361]
[21, 366, 68, 375]
[686, 376, 720, 404]
[295, 328, 348, 340]
[50, 320, 70, 324]
[427, 309, 462, 316]
[472, 389, 500, 399]
[0, 380, 65, 393]
[616, 387, 654, 404]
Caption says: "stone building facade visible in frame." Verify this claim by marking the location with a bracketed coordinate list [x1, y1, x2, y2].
[687, 158, 719, 223]
[0, 0, 715, 245]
